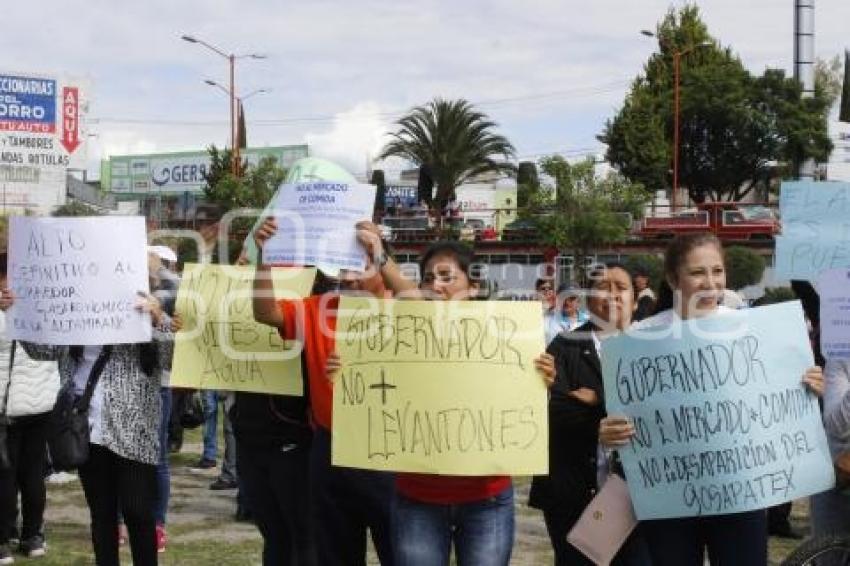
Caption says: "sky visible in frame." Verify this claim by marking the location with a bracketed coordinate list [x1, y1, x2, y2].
[3, 0, 848, 180]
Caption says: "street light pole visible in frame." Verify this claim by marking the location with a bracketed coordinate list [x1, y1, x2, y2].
[203, 81, 269, 163]
[641, 31, 711, 211]
[673, 51, 681, 212]
[230, 54, 236, 174]
[181, 34, 266, 176]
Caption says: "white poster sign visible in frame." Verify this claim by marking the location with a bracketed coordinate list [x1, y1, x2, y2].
[263, 181, 377, 273]
[819, 268, 850, 359]
[6, 216, 152, 345]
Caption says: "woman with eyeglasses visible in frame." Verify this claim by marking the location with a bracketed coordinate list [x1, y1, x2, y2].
[351, 223, 556, 566]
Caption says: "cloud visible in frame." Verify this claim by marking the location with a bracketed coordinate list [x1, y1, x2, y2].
[304, 102, 392, 177]
[3, 0, 848, 178]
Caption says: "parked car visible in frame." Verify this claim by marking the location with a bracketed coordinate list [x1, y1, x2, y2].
[636, 202, 778, 240]
[500, 218, 538, 242]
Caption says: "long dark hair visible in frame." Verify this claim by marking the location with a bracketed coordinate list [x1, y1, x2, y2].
[419, 241, 480, 289]
[419, 241, 475, 276]
[654, 233, 724, 314]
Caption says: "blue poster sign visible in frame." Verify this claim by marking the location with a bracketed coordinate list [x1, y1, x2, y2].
[775, 181, 850, 281]
[0, 75, 57, 133]
[602, 302, 834, 519]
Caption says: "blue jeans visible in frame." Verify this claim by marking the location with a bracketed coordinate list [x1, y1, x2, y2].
[393, 486, 514, 566]
[811, 488, 850, 536]
[156, 387, 172, 525]
[202, 390, 219, 462]
[202, 391, 237, 483]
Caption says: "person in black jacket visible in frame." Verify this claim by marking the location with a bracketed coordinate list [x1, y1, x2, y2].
[529, 263, 649, 566]
[231, 362, 316, 566]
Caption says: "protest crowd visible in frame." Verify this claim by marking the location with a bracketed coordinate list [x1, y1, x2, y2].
[0, 177, 847, 566]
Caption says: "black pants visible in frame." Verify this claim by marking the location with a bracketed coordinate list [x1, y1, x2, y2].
[237, 439, 316, 566]
[0, 412, 50, 543]
[542, 508, 651, 566]
[311, 427, 396, 566]
[642, 510, 767, 566]
[767, 502, 793, 530]
[78, 444, 158, 566]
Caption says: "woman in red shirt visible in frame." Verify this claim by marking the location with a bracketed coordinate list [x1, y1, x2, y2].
[354, 224, 554, 566]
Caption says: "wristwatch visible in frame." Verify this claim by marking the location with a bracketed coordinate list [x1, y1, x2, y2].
[374, 250, 388, 269]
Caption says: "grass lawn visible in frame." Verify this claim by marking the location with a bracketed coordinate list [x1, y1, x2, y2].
[31, 422, 808, 564]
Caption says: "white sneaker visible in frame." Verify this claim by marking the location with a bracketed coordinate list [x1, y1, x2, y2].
[46, 472, 78, 484]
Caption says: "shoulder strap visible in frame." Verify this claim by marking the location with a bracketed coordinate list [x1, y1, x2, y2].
[77, 345, 114, 412]
[0, 341, 15, 416]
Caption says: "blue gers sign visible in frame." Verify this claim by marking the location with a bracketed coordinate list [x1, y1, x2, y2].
[150, 158, 208, 187]
[0, 75, 57, 133]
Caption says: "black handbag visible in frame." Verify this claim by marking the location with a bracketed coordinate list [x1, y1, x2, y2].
[0, 341, 15, 470]
[179, 390, 205, 430]
[48, 345, 112, 471]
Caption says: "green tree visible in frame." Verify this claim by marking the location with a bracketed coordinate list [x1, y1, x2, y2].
[624, 254, 664, 290]
[378, 98, 516, 207]
[600, 5, 832, 203]
[524, 156, 648, 283]
[815, 54, 845, 109]
[757, 286, 797, 305]
[724, 246, 766, 290]
[52, 201, 104, 217]
[516, 161, 539, 208]
[200, 145, 287, 262]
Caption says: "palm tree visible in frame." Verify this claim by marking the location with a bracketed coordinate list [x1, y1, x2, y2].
[378, 98, 516, 207]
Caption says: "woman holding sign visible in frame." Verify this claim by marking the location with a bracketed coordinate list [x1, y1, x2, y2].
[601, 233, 823, 566]
[354, 224, 556, 566]
[529, 262, 650, 566]
[18, 292, 175, 566]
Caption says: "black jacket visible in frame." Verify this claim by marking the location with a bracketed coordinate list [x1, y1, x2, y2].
[232, 356, 312, 449]
[528, 321, 606, 524]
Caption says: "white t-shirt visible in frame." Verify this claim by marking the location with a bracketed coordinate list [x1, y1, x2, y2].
[72, 346, 105, 445]
[632, 305, 733, 330]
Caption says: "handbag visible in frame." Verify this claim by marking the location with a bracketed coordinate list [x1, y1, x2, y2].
[566, 474, 638, 566]
[179, 390, 205, 429]
[0, 341, 16, 470]
[48, 345, 112, 471]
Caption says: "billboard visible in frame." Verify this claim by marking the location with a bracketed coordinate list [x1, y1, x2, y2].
[384, 185, 418, 209]
[105, 145, 309, 195]
[0, 71, 89, 213]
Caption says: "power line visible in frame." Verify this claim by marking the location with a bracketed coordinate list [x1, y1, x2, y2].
[88, 79, 630, 128]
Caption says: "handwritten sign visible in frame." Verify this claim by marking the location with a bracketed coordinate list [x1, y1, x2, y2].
[775, 181, 850, 281]
[262, 181, 377, 275]
[819, 268, 850, 360]
[603, 302, 834, 519]
[170, 264, 315, 395]
[7, 216, 151, 345]
[331, 297, 548, 475]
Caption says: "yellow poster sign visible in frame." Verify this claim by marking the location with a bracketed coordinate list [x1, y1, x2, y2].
[171, 264, 315, 395]
[332, 297, 548, 475]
